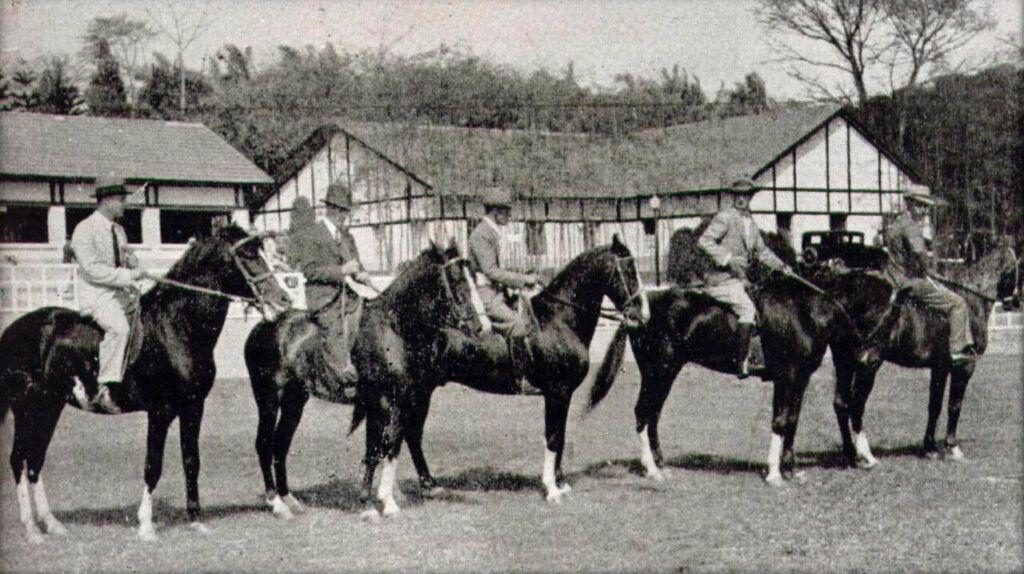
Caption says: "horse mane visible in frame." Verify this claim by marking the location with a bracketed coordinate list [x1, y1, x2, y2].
[665, 218, 796, 286]
[141, 225, 248, 307]
[539, 243, 614, 297]
[379, 243, 447, 301]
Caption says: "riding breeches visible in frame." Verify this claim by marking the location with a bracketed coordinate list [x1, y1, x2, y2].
[702, 280, 757, 325]
[906, 278, 974, 353]
[478, 285, 529, 337]
[81, 298, 130, 384]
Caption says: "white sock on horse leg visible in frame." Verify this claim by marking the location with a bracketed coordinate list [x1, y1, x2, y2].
[543, 447, 562, 502]
[766, 433, 784, 483]
[378, 457, 400, 516]
[138, 486, 157, 540]
[853, 431, 879, 466]
[32, 478, 67, 534]
[638, 429, 662, 480]
[16, 470, 35, 526]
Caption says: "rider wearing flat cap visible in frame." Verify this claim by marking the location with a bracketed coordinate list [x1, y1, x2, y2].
[71, 176, 149, 412]
[287, 181, 373, 385]
[879, 192, 974, 364]
[698, 178, 792, 379]
[468, 186, 541, 393]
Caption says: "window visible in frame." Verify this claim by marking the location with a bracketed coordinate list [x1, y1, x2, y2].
[160, 210, 229, 244]
[526, 222, 547, 256]
[0, 205, 48, 243]
[66, 207, 143, 244]
[642, 218, 657, 236]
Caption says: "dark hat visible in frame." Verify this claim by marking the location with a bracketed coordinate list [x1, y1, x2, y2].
[481, 186, 513, 209]
[322, 180, 352, 210]
[727, 178, 759, 194]
[91, 176, 130, 199]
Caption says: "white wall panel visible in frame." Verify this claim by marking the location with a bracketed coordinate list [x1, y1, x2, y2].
[158, 185, 236, 207]
[827, 118, 849, 190]
[794, 129, 827, 189]
[0, 181, 50, 203]
[849, 128, 880, 189]
[796, 191, 827, 213]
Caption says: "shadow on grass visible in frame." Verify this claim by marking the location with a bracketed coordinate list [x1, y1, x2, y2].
[54, 498, 266, 527]
[436, 467, 543, 493]
[293, 476, 472, 511]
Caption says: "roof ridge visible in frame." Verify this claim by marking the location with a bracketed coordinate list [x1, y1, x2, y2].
[0, 111, 208, 129]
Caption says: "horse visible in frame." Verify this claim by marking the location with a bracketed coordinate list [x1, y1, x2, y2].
[353, 235, 649, 517]
[817, 242, 1018, 466]
[587, 226, 851, 486]
[244, 240, 484, 520]
[0, 224, 292, 543]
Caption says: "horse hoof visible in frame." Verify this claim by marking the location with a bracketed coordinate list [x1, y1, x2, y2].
[269, 496, 295, 520]
[765, 474, 784, 488]
[660, 468, 673, 479]
[947, 446, 965, 461]
[138, 526, 158, 542]
[360, 509, 381, 523]
[43, 517, 69, 536]
[283, 494, 307, 514]
[382, 502, 401, 518]
[27, 528, 45, 545]
[558, 482, 572, 494]
[424, 486, 447, 499]
[924, 450, 941, 461]
[857, 458, 879, 470]
[546, 491, 563, 505]
[189, 522, 213, 536]
[647, 469, 666, 482]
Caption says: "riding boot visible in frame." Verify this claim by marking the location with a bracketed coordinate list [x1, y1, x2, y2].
[735, 324, 769, 381]
[92, 383, 123, 414]
[508, 322, 542, 395]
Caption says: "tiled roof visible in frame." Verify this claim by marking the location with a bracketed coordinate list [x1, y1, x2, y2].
[0, 112, 272, 185]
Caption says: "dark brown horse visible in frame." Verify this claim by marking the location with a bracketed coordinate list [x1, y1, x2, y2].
[818, 243, 1017, 467]
[244, 240, 483, 519]
[587, 227, 852, 485]
[354, 235, 649, 517]
[0, 225, 291, 542]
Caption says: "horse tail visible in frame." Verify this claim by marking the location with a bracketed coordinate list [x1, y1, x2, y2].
[586, 324, 630, 414]
[348, 401, 366, 435]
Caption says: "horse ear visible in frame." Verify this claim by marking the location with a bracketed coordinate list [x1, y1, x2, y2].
[611, 233, 623, 248]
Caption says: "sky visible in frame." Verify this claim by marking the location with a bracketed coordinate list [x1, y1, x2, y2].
[1, 0, 1020, 101]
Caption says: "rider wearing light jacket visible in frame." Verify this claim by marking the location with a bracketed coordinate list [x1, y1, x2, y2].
[698, 178, 791, 379]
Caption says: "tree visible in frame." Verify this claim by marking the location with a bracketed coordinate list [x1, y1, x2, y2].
[82, 14, 155, 104]
[718, 72, 771, 117]
[146, 1, 211, 112]
[756, 0, 993, 104]
[137, 52, 211, 119]
[84, 39, 129, 117]
[35, 57, 82, 114]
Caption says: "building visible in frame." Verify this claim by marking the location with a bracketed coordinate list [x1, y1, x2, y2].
[251, 105, 924, 276]
[0, 112, 272, 269]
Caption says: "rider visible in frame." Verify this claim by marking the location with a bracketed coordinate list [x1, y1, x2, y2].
[880, 192, 975, 364]
[287, 182, 373, 385]
[698, 178, 792, 380]
[467, 186, 542, 394]
[71, 176, 149, 412]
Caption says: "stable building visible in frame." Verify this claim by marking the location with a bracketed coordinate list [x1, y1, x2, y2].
[0, 112, 272, 269]
[251, 105, 925, 276]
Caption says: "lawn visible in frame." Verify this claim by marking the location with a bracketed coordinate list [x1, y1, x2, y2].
[1, 353, 1021, 572]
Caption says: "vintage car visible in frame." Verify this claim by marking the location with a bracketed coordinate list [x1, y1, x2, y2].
[801, 230, 888, 269]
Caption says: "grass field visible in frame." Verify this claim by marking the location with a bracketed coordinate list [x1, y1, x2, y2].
[1, 354, 1021, 572]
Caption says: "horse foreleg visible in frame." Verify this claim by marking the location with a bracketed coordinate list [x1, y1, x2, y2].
[25, 402, 67, 536]
[923, 368, 949, 459]
[139, 411, 174, 541]
[270, 388, 308, 519]
[944, 367, 973, 461]
[542, 397, 571, 504]
[850, 365, 880, 468]
[179, 402, 210, 535]
[780, 374, 809, 483]
[254, 391, 280, 505]
[634, 372, 674, 481]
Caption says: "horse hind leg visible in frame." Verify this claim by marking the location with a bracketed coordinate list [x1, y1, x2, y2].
[849, 365, 881, 469]
[923, 368, 949, 459]
[943, 368, 973, 461]
[635, 374, 674, 481]
[542, 397, 571, 504]
[11, 425, 44, 544]
[138, 411, 174, 541]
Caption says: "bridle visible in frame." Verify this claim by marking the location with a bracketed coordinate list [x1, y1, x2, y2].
[148, 233, 287, 318]
[436, 255, 489, 334]
[538, 253, 647, 324]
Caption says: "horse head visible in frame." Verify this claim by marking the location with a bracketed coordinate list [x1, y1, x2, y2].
[391, 238, 484, 336]
[203, 225, 292, 320]
[605, 234, 650, 328]
[948, 239, 1019, 301]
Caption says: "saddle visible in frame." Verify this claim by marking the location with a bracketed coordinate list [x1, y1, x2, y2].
[114, 287, 145, 369]
[307, 285, 365, 402]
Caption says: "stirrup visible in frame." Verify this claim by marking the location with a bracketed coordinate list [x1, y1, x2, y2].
[91, 385, 123, 414]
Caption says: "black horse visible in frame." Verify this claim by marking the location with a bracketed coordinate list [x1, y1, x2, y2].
[819, 243, 1017, 467]
[587, 227, 850, 486]
[354, 235, 649, 517]
[244, 240, 483, 520]
[0, 225, 291, 543]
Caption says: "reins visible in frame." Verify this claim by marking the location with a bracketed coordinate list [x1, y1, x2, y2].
[534, 254, 643, 324]
[148, 275, 257, 304]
